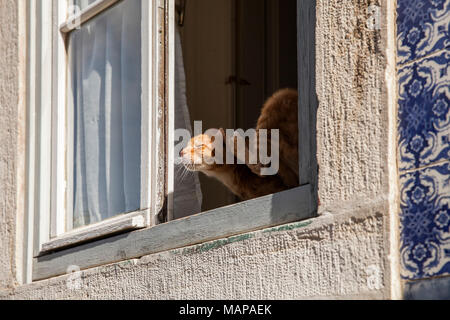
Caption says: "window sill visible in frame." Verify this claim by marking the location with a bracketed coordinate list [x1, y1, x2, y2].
[33, 185, 315, 281]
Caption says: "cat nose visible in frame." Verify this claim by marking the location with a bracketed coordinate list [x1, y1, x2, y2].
[179, 150, 184, 156]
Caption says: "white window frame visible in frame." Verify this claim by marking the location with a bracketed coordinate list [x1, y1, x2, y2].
[42, 0, 160, 252]
[27, 0, 317, 283]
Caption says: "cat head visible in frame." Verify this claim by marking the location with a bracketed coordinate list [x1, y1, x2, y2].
[179, 128, 225, 172]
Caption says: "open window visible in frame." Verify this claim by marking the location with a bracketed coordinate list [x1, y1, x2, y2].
[28, 0, 317, 282]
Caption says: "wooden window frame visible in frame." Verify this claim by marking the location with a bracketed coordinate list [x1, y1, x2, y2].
[27, 0, 317, 282]
[42, 0, 160, 251]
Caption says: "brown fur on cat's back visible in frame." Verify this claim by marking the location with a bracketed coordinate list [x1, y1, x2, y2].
[252, 88, 299, 188]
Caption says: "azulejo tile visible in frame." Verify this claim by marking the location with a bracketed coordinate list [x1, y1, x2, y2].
[400, 161, 450, 280]
[398, 50, 450, 171]
[397, 0, 450, 65]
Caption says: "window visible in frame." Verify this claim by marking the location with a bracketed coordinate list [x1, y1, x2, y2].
[26, 0, 160, 281]
[43, 0, 157, 249]
[26, 0, 317, 282]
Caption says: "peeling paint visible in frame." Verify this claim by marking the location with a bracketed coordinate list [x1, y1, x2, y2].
[182, 234, 254, 255]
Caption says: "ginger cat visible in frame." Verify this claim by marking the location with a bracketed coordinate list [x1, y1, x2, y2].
[180, 88, 299, 201]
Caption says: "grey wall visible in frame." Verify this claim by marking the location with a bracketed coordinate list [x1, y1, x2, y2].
[0, 0, 402, 299]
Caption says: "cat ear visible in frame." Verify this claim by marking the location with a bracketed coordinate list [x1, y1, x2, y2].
[204, 128, 219, 138]
[205, 128, 225, 139]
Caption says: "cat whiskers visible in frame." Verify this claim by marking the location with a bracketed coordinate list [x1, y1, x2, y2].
[175, 156, 196, 183]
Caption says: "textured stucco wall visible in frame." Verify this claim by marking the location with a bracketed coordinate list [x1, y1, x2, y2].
[2, 210, 387, 300]
[396, 0, 450, 296]
[0, 0, 400, 299]
[0, 0, 19, 291]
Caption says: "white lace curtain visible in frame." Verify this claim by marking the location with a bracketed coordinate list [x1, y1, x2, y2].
[70, 0, 202, 228]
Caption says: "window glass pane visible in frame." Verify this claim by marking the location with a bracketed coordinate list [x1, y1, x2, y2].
[68, 0, 142, 229]
[72, 0, 97, 11]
